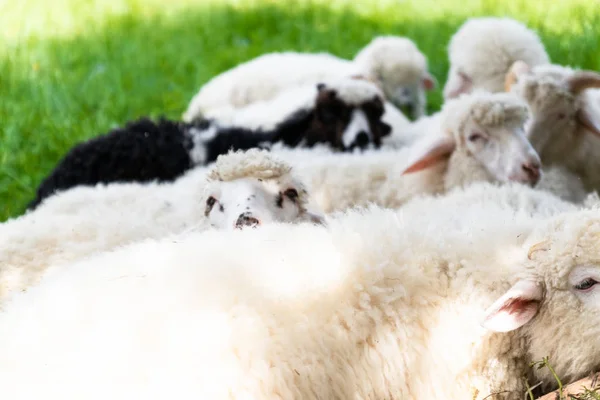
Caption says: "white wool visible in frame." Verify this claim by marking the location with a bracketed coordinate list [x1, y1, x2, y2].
[0, 150, 321, 305]
[1, 186, 599, 399]
[202, 84, 318, 131]
[444, 17, 550, 99]
[182, 35, 434, 122]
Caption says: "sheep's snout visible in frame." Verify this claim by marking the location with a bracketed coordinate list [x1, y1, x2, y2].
[235, 212, 261, 229]
[354, 132, 370, 148]
[521, 161, 541, 185]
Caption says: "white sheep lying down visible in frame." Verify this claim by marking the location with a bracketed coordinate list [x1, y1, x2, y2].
[0, 149, 325, 305]
[183, 35, 436, 121]
[1, 183, 599, 399]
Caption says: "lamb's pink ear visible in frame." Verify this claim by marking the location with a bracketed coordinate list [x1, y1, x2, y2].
[576, 103, 600, 137]
[443, 70, 472, 99]
[401, 136, 456, 175]
[422, 73, 437, 91]
[481, 280, 543, 333]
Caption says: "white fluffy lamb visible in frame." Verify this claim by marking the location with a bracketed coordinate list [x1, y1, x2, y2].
[183, 35, 436, 121]
[0, 149, 324, 305]
[443, 17, 550, 99]
[505, 60, 600, 193]
[2, 183, 600, 399]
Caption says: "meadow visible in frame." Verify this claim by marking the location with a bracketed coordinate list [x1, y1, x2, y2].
[1, 0, 599, 221]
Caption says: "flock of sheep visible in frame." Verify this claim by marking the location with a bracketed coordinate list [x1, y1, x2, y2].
[1, 15, 600, 400]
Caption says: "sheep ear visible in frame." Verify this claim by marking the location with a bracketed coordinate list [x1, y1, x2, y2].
[505, 60, 531, 92]
[481, 280, 543, 333]
[576, 103, 600, 137]
[316, 83, 327, 92]
[401, 136, 456, 175]
[422, 73, 437, 91]
[443, 69, 472, 99]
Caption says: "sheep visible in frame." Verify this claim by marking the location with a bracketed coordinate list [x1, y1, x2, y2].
[28, 78, 392, 209]
[270, 90, 551, 213]
[443, 17, 550, 100]
[505, 60, 600, 193]
[0, 149, 325, 305]
[2, 184, 600, 399]
[204, 75, 409, 150]
[182, 35, 436, 121]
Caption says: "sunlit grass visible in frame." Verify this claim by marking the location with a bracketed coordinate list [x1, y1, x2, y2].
[1, 0, 599, 221]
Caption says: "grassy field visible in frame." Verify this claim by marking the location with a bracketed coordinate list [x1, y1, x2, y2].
[1, 0, 599, 221]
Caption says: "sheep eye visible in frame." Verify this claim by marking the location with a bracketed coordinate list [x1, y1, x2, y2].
[557, 113, 566, 120]
[468, 133, 486, 142]
[574, 278, 598, 291]
[204, 196, 217, 216]
[284, 188, 299, 201]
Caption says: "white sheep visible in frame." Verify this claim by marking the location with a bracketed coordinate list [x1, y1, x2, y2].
[0, 149, 325, 305]
[272, 90, 552, 213]
[182, 35, 436, 121]
[443, 17, 550, 100]
[505, 60, 600, 193]
[2, 184, 600, 399]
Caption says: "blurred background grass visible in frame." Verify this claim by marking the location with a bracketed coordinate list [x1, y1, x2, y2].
[1, 0, 599, 221]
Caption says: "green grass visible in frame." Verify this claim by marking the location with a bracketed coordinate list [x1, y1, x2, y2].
[1, 0, 599, 221]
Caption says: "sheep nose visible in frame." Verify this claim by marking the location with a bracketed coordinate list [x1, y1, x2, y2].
[354, 132, 370, 149]
[522, 161, 541, 185]
[235, 212, 260, 229]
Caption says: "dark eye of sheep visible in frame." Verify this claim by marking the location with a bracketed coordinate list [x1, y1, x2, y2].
[284, 188, 299, 201]
[468, 133, 487, 143]
[557, 113, 567, 120]
[204, 196, 217, 216]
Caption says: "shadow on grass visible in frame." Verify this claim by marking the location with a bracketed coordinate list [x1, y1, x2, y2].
[0, 0, 599, 220]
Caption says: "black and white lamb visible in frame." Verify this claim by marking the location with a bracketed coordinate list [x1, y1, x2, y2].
[27, 78, 391, 210]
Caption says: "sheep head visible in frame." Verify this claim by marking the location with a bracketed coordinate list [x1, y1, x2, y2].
[480, 210, 600, 391]
[203, 149, 325, 230]
[353, 35, 436, 119]
[300, 78, 392, 152]
[506, 61, 600, 165]
[444, 17, 549, 100]
[400, 91, 542, 187]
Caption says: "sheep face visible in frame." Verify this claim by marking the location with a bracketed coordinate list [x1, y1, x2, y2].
[461, 118, 542, 186]
[506, 63, 600, 164]
[305, 83, 392, 151]
[482, 213, 600, 389]
[389, 80, 433, 120]
[204, 177, 324, 230]
[353, 35, 436, 119]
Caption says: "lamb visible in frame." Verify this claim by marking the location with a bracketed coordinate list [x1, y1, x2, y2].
[2, 184, 600, 399]
[28, 78, 391, 209]
[0, 149, 325, 305]
[271, 90, 550, 213]
[443, 17, 550, 100]
[505, 60, 600, 193]
[182, 35, 436, 121]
